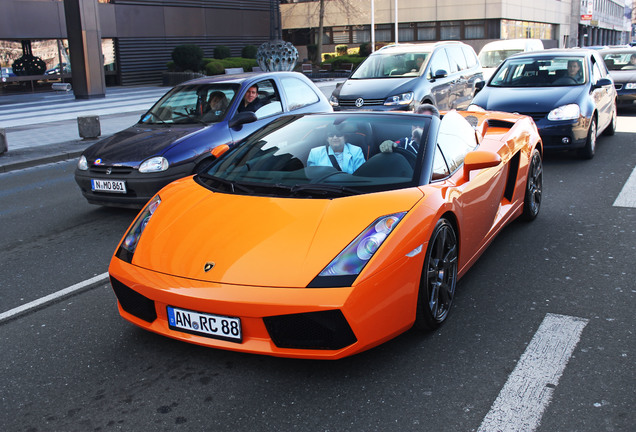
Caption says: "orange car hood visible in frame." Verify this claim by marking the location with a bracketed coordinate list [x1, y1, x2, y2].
[131, 181, 424, 287]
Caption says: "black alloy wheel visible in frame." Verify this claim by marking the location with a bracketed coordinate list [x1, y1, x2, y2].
[415, 218, 458, 331]
[521, 148, 543, 221]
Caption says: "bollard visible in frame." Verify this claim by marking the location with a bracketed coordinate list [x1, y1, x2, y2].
[0, 128, 7, 155]
[78, 116, 101, 139]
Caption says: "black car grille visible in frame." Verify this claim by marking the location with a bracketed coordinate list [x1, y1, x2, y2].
[339, 98, 385, 107]
[90, 166, 134, 175]
[518, 112, 548, 122]
[263, 310, 357, 350]
[110, 276, 157, 323]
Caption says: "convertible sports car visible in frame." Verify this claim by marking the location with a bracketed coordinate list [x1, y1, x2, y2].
[109, 109, 543, 359]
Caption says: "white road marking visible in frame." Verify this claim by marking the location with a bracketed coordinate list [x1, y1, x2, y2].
[614, 166, 636, 208]
[478, 313, 589, 432]
[0, 272, 109, 323]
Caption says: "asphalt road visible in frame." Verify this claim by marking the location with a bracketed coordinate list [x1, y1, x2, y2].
[0, 111, 634, 431]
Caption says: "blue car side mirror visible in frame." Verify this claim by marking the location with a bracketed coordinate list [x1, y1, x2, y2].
[229, 111, 258, 129]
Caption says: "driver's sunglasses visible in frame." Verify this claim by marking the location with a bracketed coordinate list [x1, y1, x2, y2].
[328, 133, 344, 138]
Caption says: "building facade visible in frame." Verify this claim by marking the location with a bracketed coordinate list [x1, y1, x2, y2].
[281, 0, 630, 61]
[0, 0, 275, 87]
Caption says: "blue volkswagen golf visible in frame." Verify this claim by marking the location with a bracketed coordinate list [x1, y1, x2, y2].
[74, 71, 332, 208]
[470, 49, 617, 159]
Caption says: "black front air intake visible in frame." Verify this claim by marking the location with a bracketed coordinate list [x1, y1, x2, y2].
[110, 276, 157, 323]
[263, 310, 357, 350]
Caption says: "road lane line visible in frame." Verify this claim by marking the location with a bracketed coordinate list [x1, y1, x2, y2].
[0, 272, 109, 323]
[613, 166, 636, 208]
[477, 313, 589, 432]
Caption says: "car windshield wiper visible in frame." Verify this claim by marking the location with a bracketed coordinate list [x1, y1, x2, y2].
[141, 111, 169, 126]
[289, 183, 362, 197]
[202, 176, 254, 194]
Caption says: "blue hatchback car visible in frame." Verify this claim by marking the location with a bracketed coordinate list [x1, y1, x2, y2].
[470, 49, 617, 159]
[75, 71, 332, 208]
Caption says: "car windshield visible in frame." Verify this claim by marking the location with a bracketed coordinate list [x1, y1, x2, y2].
[478, 49, 524, 68]
[602, 52, 636, 70]
[198, 114, 433, 198]
[350, 52, 431, 79]
[141, 83, 239, 125]
[490, 56, 587, 87]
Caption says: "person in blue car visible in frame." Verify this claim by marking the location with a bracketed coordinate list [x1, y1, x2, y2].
[307, 124, 365, 174]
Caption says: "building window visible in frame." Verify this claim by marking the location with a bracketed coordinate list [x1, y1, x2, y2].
[501, 20, 553, 40]
[353, 25, 370, 44]
[416, 22, 437, 41]
[398, 23, 415, 42]
[464, 20, 485, 39]
[332, 26, 350, 44]
[440, 21, 461, 40]
[375, 24, 393, 42]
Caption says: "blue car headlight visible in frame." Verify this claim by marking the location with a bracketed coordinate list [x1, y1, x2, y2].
[139, 156, 169, 173]
[384, 92, 414, 106]
[307, 212, 406, 288]
[115, 195, 161, 263]
[547, 104, 580, 121]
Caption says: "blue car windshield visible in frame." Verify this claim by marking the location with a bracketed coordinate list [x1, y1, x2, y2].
[141, 84, 239, 125]
[351, 52, 431, 79]
[490, 56, 587, 87]
[199, 114, 434, 197]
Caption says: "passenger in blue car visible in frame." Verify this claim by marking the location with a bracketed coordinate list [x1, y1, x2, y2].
[307, 124, 365, 174]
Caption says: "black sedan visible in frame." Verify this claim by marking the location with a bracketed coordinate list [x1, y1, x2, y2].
[74, 71, 332, 208]
[600, 47, 636, 108]
[470, 49, 617, 159]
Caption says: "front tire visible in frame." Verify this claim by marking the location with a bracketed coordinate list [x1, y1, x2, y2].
[520, 149, 543, 221]
[415, 218, 458, 331]
[579, 117, 597, 160]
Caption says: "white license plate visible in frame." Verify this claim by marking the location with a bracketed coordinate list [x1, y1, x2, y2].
[167, 306, 242, 342]
[91, 179, 127, 193]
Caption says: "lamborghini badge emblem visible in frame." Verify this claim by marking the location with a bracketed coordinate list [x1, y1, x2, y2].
[204, 262, 215, 272]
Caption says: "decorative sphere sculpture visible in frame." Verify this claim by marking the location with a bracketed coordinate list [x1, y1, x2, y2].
[257, 41, 298, 72]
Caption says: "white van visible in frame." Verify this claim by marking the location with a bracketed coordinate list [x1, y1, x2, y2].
[478, 39, 544, 80]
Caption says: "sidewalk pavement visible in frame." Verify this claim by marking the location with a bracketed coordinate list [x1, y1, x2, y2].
[0, 80, 341, 173]
[0, 85, 170, 173]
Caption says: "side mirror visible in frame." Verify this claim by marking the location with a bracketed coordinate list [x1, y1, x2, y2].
[432, 69, 448, 80]
[463, 150, 501, 181]
[474, 80, 485, 94]
[229, 111, 257, 128]
[593, 77, 612, 88]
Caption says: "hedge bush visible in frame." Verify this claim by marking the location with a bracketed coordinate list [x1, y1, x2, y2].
[204, 57, 259, 75]
[241, 45, 258, 59]
[171, 44, 204, 72]
[214, 45, 231, 59]
[336, 45, 348, 56]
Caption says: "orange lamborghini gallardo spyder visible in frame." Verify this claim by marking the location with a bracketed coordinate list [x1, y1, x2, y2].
[109, 110, 543, 359]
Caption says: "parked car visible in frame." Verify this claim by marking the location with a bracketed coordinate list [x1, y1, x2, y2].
[1, 67, 15, 79]
[329, 41, 483, 112]
[478, 38, 544, 80]
[599, 47, 636, 108]
[74, 71, 332, 208]
[108, 109, 543, 359]
[470, 49, 617, 159]
[45, 62, 71, 75]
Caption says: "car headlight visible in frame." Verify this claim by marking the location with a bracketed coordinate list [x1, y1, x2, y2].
[115, 195, 161, 263]
[547, 104, 580, 121]
[384, 92, 414, 106]
[77, 155, 88, 171]
[625, 83, 636, 90]
[329, 94, 339, 107]
[307, 212, 406, 288]
[139, 156, 169, 173]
